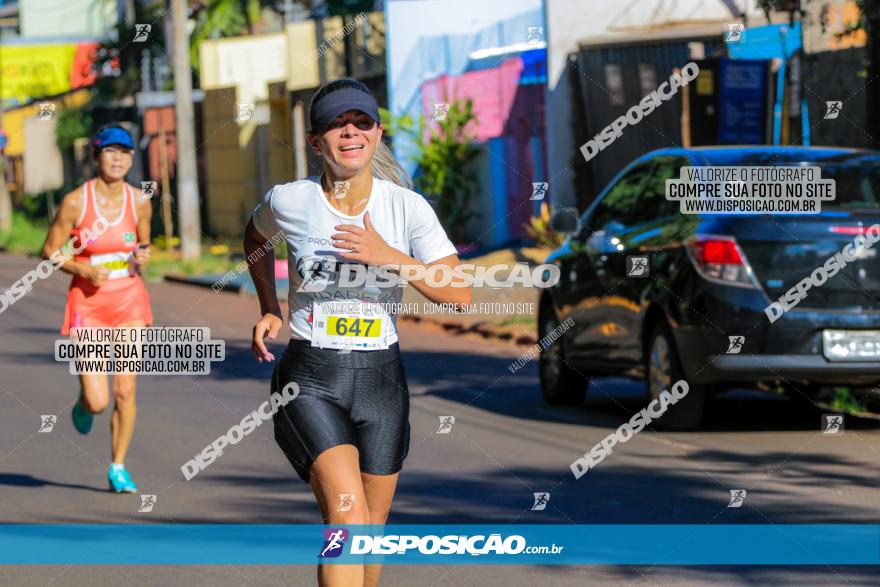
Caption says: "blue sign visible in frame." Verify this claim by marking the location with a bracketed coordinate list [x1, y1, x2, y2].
[1, 524, 878, 565]
[719, 59, 768, 144]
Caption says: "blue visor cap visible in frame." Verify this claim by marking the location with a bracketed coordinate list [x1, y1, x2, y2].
[94, 127, 135, 150]
[310, 88, 380, 131]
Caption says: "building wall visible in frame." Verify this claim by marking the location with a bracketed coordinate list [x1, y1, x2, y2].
[198, 14, 384, 236]
[804, 47, 870, 148]
[201, 84, 294, 238]
[385, 0, 544, 246]
[0, 90, 89, 157]
[199, 33, 288, 105]
[202, 87, 256, 237]
[803, 0, 866, 53]
[0, 89, 89, 198]
[266, 81, 295, 193]
[801, 1, 868, 148]
[421, 60, 546, 241]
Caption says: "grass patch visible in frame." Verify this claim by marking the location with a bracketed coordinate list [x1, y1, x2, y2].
[828, 386, 867, 414]
[0, 212, 48, 255]
[499, 314, 537, 327]
[142, 247, 238, 282]
[0, 213, 248, 283]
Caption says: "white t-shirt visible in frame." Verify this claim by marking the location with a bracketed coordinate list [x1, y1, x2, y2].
[250, 175, 458, 345]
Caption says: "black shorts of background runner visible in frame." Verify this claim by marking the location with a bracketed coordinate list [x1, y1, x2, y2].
[271, 339, 411, 483]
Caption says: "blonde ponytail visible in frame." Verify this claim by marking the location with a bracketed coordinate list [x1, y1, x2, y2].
[372, 141, 414, 190]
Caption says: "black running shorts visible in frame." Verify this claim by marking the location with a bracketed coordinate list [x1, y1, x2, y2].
[271, 339, 411, 483]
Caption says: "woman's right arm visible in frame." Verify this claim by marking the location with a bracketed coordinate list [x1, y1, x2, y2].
[244, 217, 283, 362]
[41, 190, 107, 286]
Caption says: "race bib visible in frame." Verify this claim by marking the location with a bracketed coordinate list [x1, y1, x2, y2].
[311, 301, 390, 351]
[90, 251, 134, 280]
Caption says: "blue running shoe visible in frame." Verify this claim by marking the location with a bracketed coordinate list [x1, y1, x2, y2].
[108, 467, 137, 493]
[71, 400, 93, 435]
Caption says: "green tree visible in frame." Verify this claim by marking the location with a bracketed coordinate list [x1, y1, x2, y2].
[190, 0, 262, 72]
[90, 0, 169, 101]
[55, 107, 92, 154]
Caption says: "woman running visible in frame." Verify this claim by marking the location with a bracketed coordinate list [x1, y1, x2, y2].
[42, 124, 153, 493]
[244, 79, 472, 586]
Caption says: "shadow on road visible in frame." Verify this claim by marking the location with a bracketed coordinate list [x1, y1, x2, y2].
[139, 439, 880, 526]
[16, 327, 878, 433]
[399, 349, 880, 433]
[7, 326, 63, 335]
[0, 472, 106, 493]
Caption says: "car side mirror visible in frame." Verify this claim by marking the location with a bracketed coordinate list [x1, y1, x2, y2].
[550, 207, 580, 234]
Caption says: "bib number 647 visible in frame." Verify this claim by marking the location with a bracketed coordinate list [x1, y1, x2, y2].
[331, 317, 380, 338]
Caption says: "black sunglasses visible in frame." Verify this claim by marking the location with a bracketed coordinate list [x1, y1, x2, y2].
[322, 117, 377, 132]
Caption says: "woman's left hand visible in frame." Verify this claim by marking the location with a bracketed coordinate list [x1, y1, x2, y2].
[133, 244, 151, 266]
[333, 212, 402, 266]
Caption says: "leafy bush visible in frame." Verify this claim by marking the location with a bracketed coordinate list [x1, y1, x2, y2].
[381, 99, 481, 243]
[20, 186, 74, 221]
[152, 235, 181, 250]
[523, 201, 566, 248]
[0, 212, 49, 255]
[829, 386, 867, 414]
[56, 107, 92, 153]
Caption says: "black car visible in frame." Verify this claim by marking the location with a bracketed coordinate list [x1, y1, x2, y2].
[539, 146, 880, 429]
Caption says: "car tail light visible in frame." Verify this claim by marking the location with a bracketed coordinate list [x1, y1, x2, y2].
[830, 226, 870, 235]
[685, 235, 758, 288]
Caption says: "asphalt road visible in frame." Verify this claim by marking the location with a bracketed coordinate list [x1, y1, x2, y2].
[1, 252, 879, 586]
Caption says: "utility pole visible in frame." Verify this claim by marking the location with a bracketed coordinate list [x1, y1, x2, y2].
[0, 30, 9, 232]
[0, 134, 10, 233]
[0, 105, 10, 233]
[123, 0, 136, 24]
[171, 0, 201, 260]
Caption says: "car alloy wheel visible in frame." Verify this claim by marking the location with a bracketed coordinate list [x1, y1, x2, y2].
[538, 307, 587, 406]
[648, 335, 673, 401]
[645, 321, 706, 430]
[539, 315, 562, 389]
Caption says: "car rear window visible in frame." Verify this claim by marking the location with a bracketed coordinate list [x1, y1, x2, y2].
[814, 165, 880, 209]
[700, 153, 880, 210]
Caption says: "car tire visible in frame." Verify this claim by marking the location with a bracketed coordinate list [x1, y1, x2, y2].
[646, 321, 706, 430]
[538, 310, 588, 406]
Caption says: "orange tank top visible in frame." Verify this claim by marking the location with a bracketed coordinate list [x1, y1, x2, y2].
[70, 179, 141, 292]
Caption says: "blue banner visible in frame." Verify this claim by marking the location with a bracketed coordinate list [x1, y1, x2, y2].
[719, 58, 768, 144]
[0, 525, 878, 565]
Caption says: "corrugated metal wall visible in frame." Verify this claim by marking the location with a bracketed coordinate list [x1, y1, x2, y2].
[804, 47, 871, 148]
[573, 36, 717, 204]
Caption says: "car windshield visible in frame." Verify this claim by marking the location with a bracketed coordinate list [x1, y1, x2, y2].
[702, 152, 880, 210]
